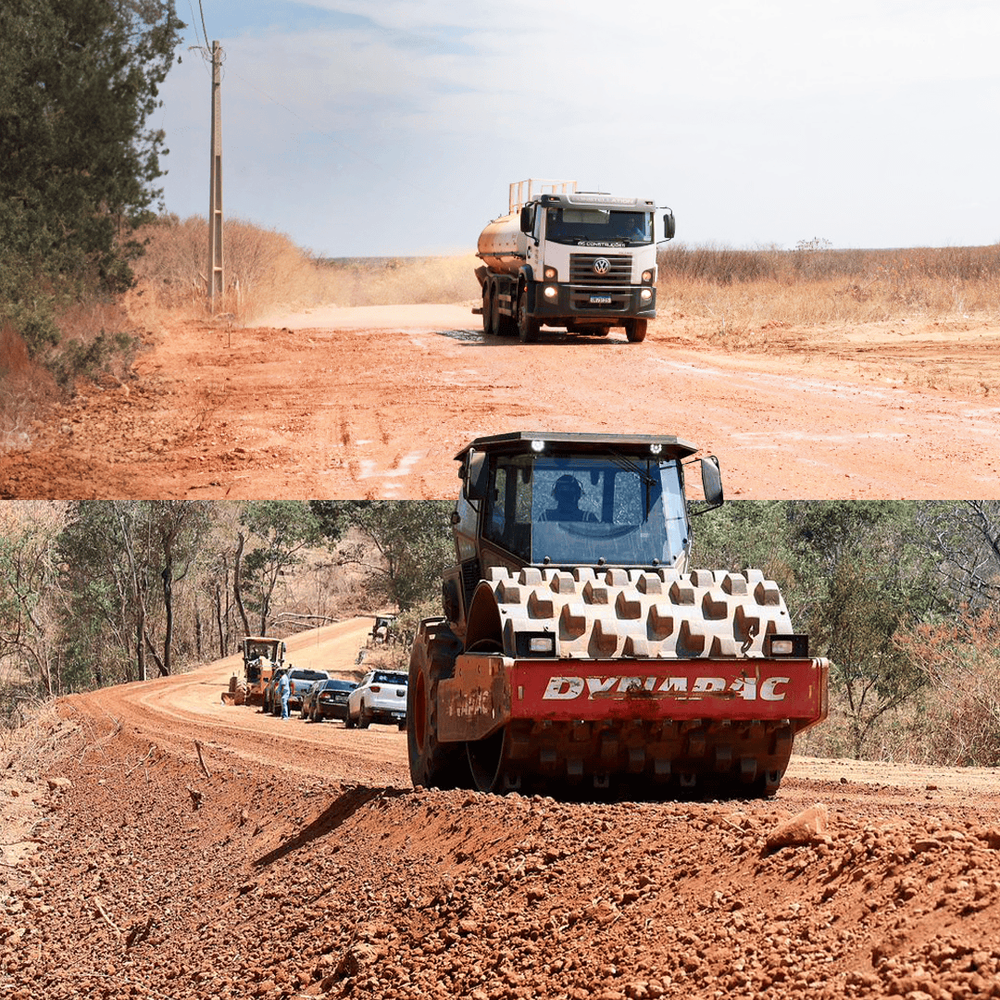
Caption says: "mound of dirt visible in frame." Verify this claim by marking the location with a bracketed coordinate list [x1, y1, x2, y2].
[4, 675, 1000, 1000]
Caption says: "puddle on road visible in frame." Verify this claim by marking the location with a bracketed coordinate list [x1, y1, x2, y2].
[435, 328, 484, 343]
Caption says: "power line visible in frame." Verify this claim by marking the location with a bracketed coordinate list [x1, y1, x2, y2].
[186, 0, 205, 48]
[197, 0, 210, 53]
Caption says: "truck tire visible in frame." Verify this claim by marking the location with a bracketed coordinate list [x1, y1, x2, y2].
[517, 287, 540, 343]
[407, 624, 469, 789]
[482, 284, 494, 335]
[492, 282, 514, 337]
[498, 306, 516, 338]
[625, 318, 647, 343]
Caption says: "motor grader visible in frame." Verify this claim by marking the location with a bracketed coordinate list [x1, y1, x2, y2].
[407, 432, 828, 798]
[238, 636, 286, 707]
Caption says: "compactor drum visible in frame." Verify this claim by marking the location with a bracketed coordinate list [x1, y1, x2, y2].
[408, 432, 828, 799]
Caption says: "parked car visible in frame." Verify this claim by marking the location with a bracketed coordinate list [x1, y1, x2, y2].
[300, 678, 357, 722]
[345, 669, 408, 730]
[264, 666, 329, 716]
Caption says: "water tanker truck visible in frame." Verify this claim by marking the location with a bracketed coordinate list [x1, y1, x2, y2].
[407, 431, 829, 799]
[475, 179, 675, 344]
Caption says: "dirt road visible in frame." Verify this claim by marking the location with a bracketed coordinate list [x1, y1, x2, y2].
[2, 306, 999, 499]
[5, 624, 1000, 999]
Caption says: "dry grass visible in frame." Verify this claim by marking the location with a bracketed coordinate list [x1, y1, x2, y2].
[129, 215, 479, 324]
[131, 217, 1000, 341]
[658, 243, 1000, 346]
[0, 323, 59, 453]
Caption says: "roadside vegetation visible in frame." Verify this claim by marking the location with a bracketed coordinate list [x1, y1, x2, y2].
[0, 0, 183, 446]
[128, 214, 480, 323]
[3, 499, 1000, 770]
[658, 241, 1000, 345]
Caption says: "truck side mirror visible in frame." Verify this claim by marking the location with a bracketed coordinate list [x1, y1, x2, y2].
[662, 210, 676, 241]
[464, 451, 490, 501]
[700, 455, 723, 508]
[519, 205, 533, 235]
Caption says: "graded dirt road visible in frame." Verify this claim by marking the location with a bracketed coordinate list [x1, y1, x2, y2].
[4, 623, 1000, 1000]
[2, 305, 999, 499]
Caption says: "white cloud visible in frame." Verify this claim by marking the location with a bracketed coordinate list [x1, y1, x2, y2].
[156, 1, 1000, 255]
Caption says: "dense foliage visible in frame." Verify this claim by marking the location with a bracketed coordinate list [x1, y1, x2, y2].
[0, 0, 183, 352]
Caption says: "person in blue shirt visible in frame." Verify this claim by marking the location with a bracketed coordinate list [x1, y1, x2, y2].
[279, 671, 291, 720]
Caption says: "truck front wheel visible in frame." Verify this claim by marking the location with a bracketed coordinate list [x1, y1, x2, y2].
[625, 318, 648, 343]
[517, 288, 540, 343]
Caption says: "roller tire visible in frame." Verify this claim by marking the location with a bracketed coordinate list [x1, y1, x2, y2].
[407, 625, 469, 789]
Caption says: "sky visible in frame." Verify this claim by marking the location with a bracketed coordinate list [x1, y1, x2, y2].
[156, 0, 1000, 258]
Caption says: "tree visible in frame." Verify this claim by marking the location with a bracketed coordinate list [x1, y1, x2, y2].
[55, 500, 208, 686]
[147, 501, 211, 675]
[692, 500, 947, 758]
[0, 504, 66, 703]
[0, 0, 184, 347]
[921, 501, 1000, 610]
[312, 501, 453, 612]
[238, 503, 323, 634]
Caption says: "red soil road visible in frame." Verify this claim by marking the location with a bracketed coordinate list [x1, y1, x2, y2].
[2, 305, 999, 499]
[5, 621, 1000, 999]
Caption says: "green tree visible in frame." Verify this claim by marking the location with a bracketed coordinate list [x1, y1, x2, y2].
[311, 501, 453, 612]
[56, 500, 209, 686]
[921, 500, 1000, 610]
[0, 0, 184, 348]
[238, 502, 323, 634]
[693, 500, 947, 758]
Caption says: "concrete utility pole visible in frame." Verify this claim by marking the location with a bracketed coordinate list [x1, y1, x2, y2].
[207, 40, 223, 308]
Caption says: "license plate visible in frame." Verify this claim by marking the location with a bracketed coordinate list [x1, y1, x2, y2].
[589, 295, 612, 304]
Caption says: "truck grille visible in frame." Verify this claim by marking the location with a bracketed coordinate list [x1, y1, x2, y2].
[570, 253, 632, 286]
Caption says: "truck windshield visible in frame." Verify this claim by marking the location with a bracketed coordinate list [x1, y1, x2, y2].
[545, 208, 652, 245]
[485, 455, 688, 566]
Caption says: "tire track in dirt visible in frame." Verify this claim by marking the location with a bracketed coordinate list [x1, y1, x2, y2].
[2, 307, 998, 498]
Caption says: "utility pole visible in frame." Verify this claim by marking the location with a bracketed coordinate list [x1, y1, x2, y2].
[208, 40, 223, 309]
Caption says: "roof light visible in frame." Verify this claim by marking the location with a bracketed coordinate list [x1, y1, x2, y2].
[650, 443, 662, 455]
[531, 439, 545, 452]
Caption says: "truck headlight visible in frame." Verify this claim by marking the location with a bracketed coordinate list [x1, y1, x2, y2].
[641, 269, 654, 283]
[544, 266, 558, 280]
[640, 288, 653, 301]
[543, 285, 558, 299]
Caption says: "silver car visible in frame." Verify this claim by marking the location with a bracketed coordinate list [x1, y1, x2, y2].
[345, 669, 407, 730]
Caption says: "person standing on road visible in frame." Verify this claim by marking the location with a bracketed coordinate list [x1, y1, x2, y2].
[279, 671, 291, 720]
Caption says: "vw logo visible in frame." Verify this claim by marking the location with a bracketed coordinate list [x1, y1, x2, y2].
[592, 257, 611, 275]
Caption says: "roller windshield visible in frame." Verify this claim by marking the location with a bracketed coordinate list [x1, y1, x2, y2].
[485, 455, 688, 566]
[544, 207, 652, 245]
